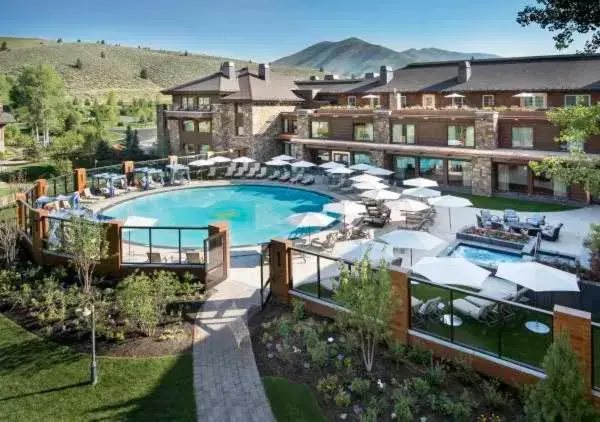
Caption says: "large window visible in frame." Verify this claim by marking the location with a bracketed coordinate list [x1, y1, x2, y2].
[448, 125, 474, 147]
[533, 172, 553, 196]
[353, 152, 371, 165]
[311, 121, 329, 139]
[447, 160, 472, 187]
[565, 94, 591, 107]
[181, 96, 195, 110]
[521, 94, 547, 109]
[451, 97, 464, 107]
[482, 95, 495, 107]
[512, 127, 534, 149]
[391, 124, 415, 144]
[236, 125, 244, 136]
[348, 96, 357, 107]
[419, 157, 444, 183]
[198, 120, 211, 133]
[183, 120, 195, 132]
[317, 150, 331, 163]
[495, 164, 528, 193]
[393, 157, 417, 180]
[396, 94, 407, 109]
[422, 94, 436, 108]
[198, 97, 210, 105]
[282, 118, 296, 134]
[353, 123, 374, 141]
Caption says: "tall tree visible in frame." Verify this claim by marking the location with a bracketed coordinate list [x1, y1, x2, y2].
[91, 90, 119, 128]
[0, 73, 12, 104]
[9, 64, 65, 146]
[517, 1, 600, 53]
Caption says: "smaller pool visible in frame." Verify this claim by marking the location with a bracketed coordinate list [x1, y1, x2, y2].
[450, 244, 522, 267]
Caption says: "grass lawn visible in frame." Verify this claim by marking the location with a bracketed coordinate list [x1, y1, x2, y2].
[296, 282, 334, 300]
[451, 193, 578, 212]
[263, 376, 325, 422]
[0, 315, 196, 422]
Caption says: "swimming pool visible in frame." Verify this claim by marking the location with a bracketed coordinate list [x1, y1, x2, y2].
[450, 244, 522, 267]
[102, 185, 335, 246]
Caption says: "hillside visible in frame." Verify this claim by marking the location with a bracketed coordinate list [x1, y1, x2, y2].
[273, 37, 499, 75]
[0, 38, 321, 102]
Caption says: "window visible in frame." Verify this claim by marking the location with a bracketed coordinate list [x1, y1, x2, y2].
[419, 157, 444, 183]
[283, 143, 292, 156]
[447, 160, 472, 187]
[282, 118, 296, 134]
[198, 97, 210, 105]
[448, 125, 474, 147]
[311, 121, 329, 138]
[422, 94, 436, 108]
[373, 96, 381, 108]
[184, 144, 197, 154]
[396, 93, 407, 109]
[348, 96, 357, 108]
[197, 120, 211, 133]
[482, 95, 495, 107]
[353, 123, 374, 141]
[183, 120, 195, 132]
[533, 172, 553, 196]
[317, 150, 331, 163]
[565, 94, 591, 107]
[451, 97, 464, 107]
[521, 94, 547, 109]
[393, 156, 417, 180]
[511, 127, 534, 148]
[353, 152, 371, 165]
[495, 164, 528, 193]
[236, 103, 243, 114]
[391, 124, 415, 144]
[236, 126, 244, 136]
[181, 96, 195, 110]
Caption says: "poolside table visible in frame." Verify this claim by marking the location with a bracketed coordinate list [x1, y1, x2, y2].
[440, 314, 463, 327]
[525, 321, 550, 334]
[508, 222, 541, 235]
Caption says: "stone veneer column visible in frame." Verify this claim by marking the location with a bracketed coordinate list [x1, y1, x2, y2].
[295, 109, 313, 139]
[389, 269, 411, 344]
[373, 110, 391, 144]
[166, 119, 181, 155]
[553, 305, 592, 395]
[269, 238, 292, 303]
[474, 111, 499, 149]
[471, 157, 493, 196]
[211, 103, 235, 153]
[155, 104, 169, 154]
[388, 93, 398, 111]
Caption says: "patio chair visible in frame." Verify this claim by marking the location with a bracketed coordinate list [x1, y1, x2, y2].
[279, 171, 291, 182]
[417, 297, 442, 321]
[300, 175, 315, 185]
[526, 214, 545, 227]
[310, 232, 338, 252]
[254, 167, 268, 179]
[541, 223, 563, 242]
[268, 169, 281, 180]
[233, 165, 248, 178]
[81, 188, 102, 201]
[223, 166, 236, 178]
[289, 172, 304, 184]
[330, 178, 345, 190]
[452, 299, 498, 325]
[410, 296, 425, 327]
[246, 166, 259, 178]
[503, 209, 519, 223]
[146, 252, 165, 263]
[206, 167, 217, 179]
[185, 251, 204, 264]
[490, 221, 504, 231]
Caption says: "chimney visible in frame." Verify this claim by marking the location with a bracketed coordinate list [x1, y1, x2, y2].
[380, 65, 393, 85]
[458, 61, 471, 83]
[220, 61, 235, 79]
[324, 74, 339, 80]
[309, 75, 321, 81]
[258, 63, 270, 81]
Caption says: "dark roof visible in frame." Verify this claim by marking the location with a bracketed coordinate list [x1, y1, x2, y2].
[295, 78, 380, 94]
[0, 111, 15, 125]
[222, 70, 304, 102]
[161, 72, 239, 95]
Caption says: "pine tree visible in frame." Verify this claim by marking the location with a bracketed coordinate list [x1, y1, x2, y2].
[57, 38, 63, 43]
[74, 58, 83, 69]
[0, 41, 7, 51]
[95, 138, 112, 161]
[140, 68, 148, 79]
[100, 51, 106, 59]
[123, 125, 133, 154]
[129, 129, 142, 158]
[100, 40, 105, 45]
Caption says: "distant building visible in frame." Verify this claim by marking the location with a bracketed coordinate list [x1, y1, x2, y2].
[0, 104, 15, 153]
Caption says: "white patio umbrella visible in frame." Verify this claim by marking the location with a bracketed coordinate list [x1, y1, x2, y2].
[386, 198, 430, 213]
[232, 156, 256, 163]
[353, 181, 388, 191]
[272, 154, 295, 161]
[377, 229, 444, 265]
[444, 93, 466, 98]
[319, 161, 346, 169]
[285, 212, 335, 241]
[349, 163, 373, 171]
[512, 92, 535, 98]
[360, 189, 401, 201]
[123, 216, 158, 257]
[428, 195, 473, 231]
[350, 173, 382, 183]
[411, 257, 491, 289]
[365, 167, 394, 176]
[339, 240, 395, 266]
[265, 159, 289, 166]
[403, 177, 439, 188]
[327, 167, 354, 175]
[188, 159, 214, 167]
[323, 200, 366, 225]
[290, 160, 316, 168]
[402, 187, 441, 199]
[362, 94, 379, 107]
[209, 156, 232, 163]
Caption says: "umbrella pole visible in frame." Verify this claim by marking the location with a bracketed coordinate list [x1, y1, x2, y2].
[448, 208, 452, 232]
[410, 249, 413, 266]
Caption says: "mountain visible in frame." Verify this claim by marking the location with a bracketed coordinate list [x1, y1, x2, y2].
[273, 37, 499, 76]
[0, 37, 321, 102]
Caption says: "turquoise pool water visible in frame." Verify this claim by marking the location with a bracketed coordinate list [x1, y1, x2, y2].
[102, 185, 334, 246]
[450, 244, 522, 267]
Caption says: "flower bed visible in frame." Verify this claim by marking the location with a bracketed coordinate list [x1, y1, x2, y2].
[463, 227, 529, 243]
[250, 302, 523, 421]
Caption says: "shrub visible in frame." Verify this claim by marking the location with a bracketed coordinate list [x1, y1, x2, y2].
[291, 298, 304, 321]
[307, 339, 328, 366]
[74, 58, 82, 69]
[276, 316, 291, 340]
[140, 68, 148, 79]
[425, 360, 447, 387]
[405, 377, 430, 400]
[406, 343, 433, 365]
[100, 51, 106, 59]
[393, 395, 414, 422]
[317, 374, 339, 400]
[481, 379, 508, 410]
[333, 388, 351, 407]
[57, 38, 62, 43]
[350, 377, 370, 396]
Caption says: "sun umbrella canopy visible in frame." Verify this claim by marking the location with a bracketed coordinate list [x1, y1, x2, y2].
[365, 167, 394, 176]
[232, 156, 256, 163]
[265, 159, 289, 166]
[444, 93, 466, 98]
[323, 200, 366, 216]
[327, 167, 354, 174]
[350, 174, 382, 183]
[291, 160, 316, 168]
[339, 240, 394, 265]
[123, 216, 158, 231]
[402, 187, 441, 198]
[349, 163, 373, 171]
[513, 92, 536, 98]
[285, 212, 335, 228]
[386, 198, 430, 213]
[188, 159, 214, 167]
[428, 195, 473, 208]
[360, 189, 401, 201]
[209, 156, 232, 163]
[319, 161, 346, 169]
[403, 177, 439, 188]
[362, 94, 379, 99]
[496, 262, 579, 292]
[353, 181, 388, 190]
[271, 154, 295, 161]
[377, 229, 444, 251]
[411, 257, 491, 289]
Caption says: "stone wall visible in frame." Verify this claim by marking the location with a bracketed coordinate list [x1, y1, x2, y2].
[295, 109, 313, 139]
[289, 143, 311, 161]
[166, 119, 181, 155]
[252, 105, 295, 136]
[374, 110, 391, 144]
[475, 111, 498, 149]
[212, 103, 235, 152]
[471, 157, 493, 196]
[370, 150, 386, 167]
[155, 105, 169, 155]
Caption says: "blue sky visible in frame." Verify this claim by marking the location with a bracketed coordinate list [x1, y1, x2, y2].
[0, 0, 585, 61]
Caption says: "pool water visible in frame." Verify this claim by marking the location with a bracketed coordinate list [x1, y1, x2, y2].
[102, 185, 334, 246]
[450, 244, 522, 267]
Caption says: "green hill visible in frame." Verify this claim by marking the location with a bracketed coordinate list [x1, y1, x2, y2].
[0, 38, 321, 102]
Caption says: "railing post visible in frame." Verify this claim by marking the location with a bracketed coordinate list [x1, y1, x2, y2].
[122, 161, 135, 186]
[269, 238, 292, 303]
[15, 194, 26, 230]
[208, 222, 230, 278]
[34, 179, 47, 200]
[317, 255, 321, 299]
[100, 220, 123, 275]
[74, 168, 87, 193]
[178, 228, 182, 264]
[389, 269, 411, 344]
[31, 208, 48, 265]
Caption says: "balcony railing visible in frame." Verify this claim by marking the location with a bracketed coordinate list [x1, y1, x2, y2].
[168, 105, 213, 112]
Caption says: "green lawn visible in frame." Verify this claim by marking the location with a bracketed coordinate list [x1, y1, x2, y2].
[296, 282, 334, 300]
[451, 193, 578, 212]
[263, 376, 325, 422]
[0, 315, 196, 421]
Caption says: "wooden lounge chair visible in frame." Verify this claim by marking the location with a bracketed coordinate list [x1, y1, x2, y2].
[268, 169, 281, 180]
[255, 167, 268, 179]
[186, 251, 205, 264]
[310, 232, 338, 252]
[146, 252, 165, 263]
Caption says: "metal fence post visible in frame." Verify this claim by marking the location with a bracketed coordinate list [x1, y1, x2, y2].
[178, 228, 182, 264]
[317, 255, 321, 299]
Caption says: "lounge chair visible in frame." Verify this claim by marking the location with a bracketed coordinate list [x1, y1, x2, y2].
[289, 172, 304, 184]
[417, 297, 442, 321]
[223, 166, 236, 178]
[330, 178, 345, 190]
[340, 182, 355, 194]
[464, 289, 514, 308]
[146, 252, 165, 263]
[206, 167, 217, 179]
[541, 223, 563, 241]
[268, 169, 281, 180]
[310, 232, 338, 252]
[233, 165, 247, 178]
[279, 171, 291, 182]
[452, 299, 497, 324]
[255, 167, 268, 179]
[300, 175, 315, 185]
[186, 251, 204, 264]
[503, 209, 519, 223]
[246, 166, 259, 178]
[526, 214, 545, 227]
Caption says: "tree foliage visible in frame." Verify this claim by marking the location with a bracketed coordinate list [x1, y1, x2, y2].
[333, 255, 395, 372]
[517, 0, 600, 53]
[0, 41, 7, 51]
[48, 130, 84, 159]
[140, 68, 148, 79]
[0, 73, 12, 103]
[0, 171, 24, 268]
[91, 91, 119, 128]
[584, 224, 600, 277]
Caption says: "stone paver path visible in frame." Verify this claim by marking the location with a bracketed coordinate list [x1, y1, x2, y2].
[193, 279, 275, 422]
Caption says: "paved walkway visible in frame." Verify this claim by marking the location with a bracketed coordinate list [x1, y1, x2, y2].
[193, 278, 275, 422]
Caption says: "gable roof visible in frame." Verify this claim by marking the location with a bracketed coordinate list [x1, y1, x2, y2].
[161, 71, 239, 95]
[222, 70, 304, 102]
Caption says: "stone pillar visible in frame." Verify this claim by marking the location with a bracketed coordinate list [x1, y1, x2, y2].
[474, 111, 498, 149]
[34, 179, 47, 200]
[208, 222, 230, 279]
[471, 157, 493, 196]
[100, 220, 122, 275]
[373, 110, 391, 144]
[74, 168, 87, 193]
[370, 150, 386, 168]
[388, 93, 398, 111]
[212, 103, 235, 152]
[295, 109, 313, 139]
[166, 119, 181, 154]
[31, 208, 47, 265]
[269, 238, 292, 303]
[389, 269, 411, 344]
[168, 155, 178, 166]
[553, 305, 592, 394]
[290, 143, 311, 161]
[156, 104, 169, 155]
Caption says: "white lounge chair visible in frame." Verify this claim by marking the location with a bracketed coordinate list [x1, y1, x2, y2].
[289, 172, 304, 184]
[207, 167, 217, 179]
[310, 232, 338, 252]
[300, 175, 315, 185]
[279, 171, 291, 182]
[268, 169, 281, 180]
[255, 167, 268, 179]
[80, 188, 102, 202]
[452, 299, 496, 321]
[223, 166, 236, 178]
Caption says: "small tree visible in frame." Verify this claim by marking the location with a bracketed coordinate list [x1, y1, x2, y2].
[183, 50, 189, 56]
[57, 38, 62, 43]
[525, 332, 596, 421]
[584, 223, 600, 278]
[63, 218, 108, 293]
[77, 39, 81, 43]
[0, 41, 7, 51]
[100, 40, 105, 45]
[74, 58, 83, 69]
[100, 51, 106, 59]
[334, 255, 395, 372]
[140, 68, 148, 79]
[0, 171, 25, 267]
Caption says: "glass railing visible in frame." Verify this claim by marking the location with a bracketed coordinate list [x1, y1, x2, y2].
[46, 174, 76, 197]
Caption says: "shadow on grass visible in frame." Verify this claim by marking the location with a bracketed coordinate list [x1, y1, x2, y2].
[0, 336, 80, 375]
[0, 382, 88, 402]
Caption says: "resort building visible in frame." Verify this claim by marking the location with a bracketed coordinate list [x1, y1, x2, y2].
[0, 104, 14, 152]
[157, 54, 600, 203]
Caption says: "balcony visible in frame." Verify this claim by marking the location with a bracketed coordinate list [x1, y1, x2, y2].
[165, 104, 214, 118]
